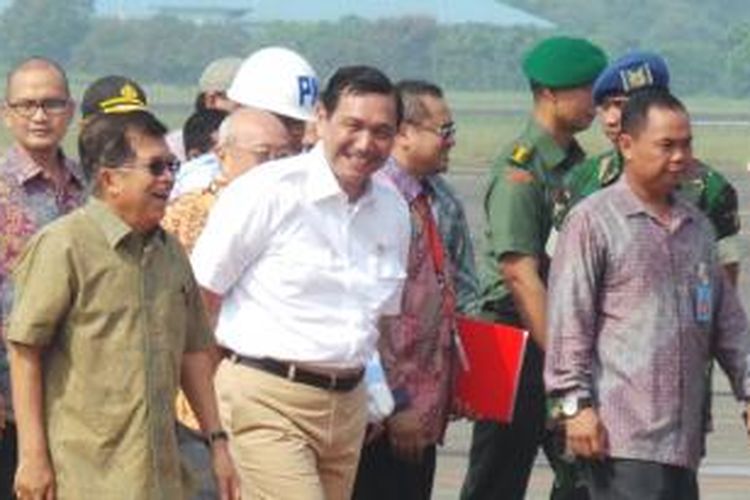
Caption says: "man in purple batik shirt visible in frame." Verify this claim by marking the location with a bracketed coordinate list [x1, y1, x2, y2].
[545, 89, 750, 499]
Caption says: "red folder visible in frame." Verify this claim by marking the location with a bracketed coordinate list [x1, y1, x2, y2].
[455, 315, 528, 423]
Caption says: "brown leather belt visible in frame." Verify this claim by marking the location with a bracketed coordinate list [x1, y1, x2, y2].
[228, 353, 364, 392]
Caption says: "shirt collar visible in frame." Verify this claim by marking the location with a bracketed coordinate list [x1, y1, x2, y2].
[85, 197, 166, 249]
[6, 144, 86, 188]
[611, 176, 694, 224]
[305, 143, 375, 206]
[378, 157, 424, 203]
[524, 120, 584, 172]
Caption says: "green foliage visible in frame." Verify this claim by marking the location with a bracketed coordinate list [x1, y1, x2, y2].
[0, 0, 94, 64]
[70, 16, 248, 85]
[501, 0, 750, 96]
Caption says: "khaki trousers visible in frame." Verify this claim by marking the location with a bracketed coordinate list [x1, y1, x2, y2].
[215, 359, 367, 500]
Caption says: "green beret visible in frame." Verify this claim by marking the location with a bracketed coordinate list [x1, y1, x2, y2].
[522, 36, 607, 88]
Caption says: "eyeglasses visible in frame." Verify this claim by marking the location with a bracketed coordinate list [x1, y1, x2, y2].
[6, 98, 70, 117]
[411, 121, 457, 142]
[120, 157, 181, 177]
[231, 143, 293, 164]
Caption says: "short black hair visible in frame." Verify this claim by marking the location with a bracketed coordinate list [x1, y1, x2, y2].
[621, 88, 687, 138]
[79, 110, 167, 183]
[183, 108, 227, 158]
[321, 65, 403, 125]
[396, 80, 444, 124]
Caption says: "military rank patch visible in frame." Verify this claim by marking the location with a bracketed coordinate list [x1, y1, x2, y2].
[505, 167, 535, 184]
[509, 144, 533, 166]
[619, 63, 654, 93]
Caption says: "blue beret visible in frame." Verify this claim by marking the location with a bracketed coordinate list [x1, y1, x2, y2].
[522, 37, 607, 89]
[592, 51, 670, 105]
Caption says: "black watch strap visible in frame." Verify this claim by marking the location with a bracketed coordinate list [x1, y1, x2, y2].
[207, 429, 229, 446]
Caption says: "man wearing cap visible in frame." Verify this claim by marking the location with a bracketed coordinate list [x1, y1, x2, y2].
[171, 46, 319, 200]
[190, 65, 410, 500]
[80, 74, 150, 121]
[555, 51, 741, 285]
[166, 57, 243, 162]
[0, 57, 84, 498]
[460, 36, 606, 500]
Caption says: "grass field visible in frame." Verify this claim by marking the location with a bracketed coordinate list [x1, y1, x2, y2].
[1, 86, 747, 172]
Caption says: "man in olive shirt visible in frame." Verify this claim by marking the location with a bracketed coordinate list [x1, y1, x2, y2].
[460, 37, 606, 500]
[7, 110, 239, 499]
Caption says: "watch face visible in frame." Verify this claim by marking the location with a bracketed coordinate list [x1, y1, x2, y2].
[562, 397, 578, 417]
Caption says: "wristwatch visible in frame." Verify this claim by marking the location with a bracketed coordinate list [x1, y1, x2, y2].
[207, 429, 229, 446]
[560, 395, 593, 418]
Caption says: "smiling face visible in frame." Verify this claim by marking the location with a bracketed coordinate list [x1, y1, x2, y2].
[3, 62, 73, 155]
[316, 90, 398, 200]
[103, 131, 176, 233]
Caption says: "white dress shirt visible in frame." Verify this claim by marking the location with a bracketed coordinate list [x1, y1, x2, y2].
[191, 144, 410, 368]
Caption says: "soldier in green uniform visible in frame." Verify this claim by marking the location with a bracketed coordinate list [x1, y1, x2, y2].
[459, 36, 606, 500]
[557, 51, 741, 284]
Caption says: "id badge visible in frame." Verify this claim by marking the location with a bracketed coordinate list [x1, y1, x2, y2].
[695, 262, 712, 324]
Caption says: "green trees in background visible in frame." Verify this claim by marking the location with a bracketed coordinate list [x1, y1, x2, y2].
[0, 0, 94, 65]
[0, 0, 748, 97]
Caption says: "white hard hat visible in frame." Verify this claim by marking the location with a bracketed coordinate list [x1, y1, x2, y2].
[227, 46, 318, 122]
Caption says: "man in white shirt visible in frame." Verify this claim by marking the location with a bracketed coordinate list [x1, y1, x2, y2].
[191, 65, 410, 500]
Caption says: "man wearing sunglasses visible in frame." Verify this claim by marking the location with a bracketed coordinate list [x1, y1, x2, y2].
[6, 109, 240, 500]
[0, 57, 85, 499]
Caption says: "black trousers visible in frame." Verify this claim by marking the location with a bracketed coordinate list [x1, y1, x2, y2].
[0, 422, 17, 500]
[459, 304, 588, 500]
[351, 435, 437, 500]
[580, 459, 699, 500]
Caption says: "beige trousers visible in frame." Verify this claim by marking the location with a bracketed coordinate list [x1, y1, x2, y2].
[214, 359, 367, 500]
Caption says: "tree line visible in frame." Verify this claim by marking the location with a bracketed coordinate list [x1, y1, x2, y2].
[1, 0, 749, 96]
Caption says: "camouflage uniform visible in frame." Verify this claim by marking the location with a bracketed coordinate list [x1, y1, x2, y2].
[461, 119, 586, 500]
[556, 149, 740, 265]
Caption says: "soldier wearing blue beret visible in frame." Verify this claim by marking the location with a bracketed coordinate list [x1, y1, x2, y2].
[558, 51, 740, 286]
[460, 36, 606, 500]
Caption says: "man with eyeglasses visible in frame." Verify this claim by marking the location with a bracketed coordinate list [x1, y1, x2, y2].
[351, 79, 461, 500]
[163, 106, 291, 500]
[0, 57, 85, 499]
[6, 109, 240, 500]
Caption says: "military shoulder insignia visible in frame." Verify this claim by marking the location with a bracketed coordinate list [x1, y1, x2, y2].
[505, 167, 535, 184]
[509, 143, 534, 167]
[597, 155, 621, 186]
[620, 63, 654, 93]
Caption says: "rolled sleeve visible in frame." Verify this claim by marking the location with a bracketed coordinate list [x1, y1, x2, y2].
[7, 231, 74, 346]
[545, 208, 604, 398]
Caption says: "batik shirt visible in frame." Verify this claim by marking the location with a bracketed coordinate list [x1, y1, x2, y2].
[0, 145, 85, 418]
[546, 178, 750, 470]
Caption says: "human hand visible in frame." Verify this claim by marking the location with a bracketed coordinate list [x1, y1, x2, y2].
[211, 442, 241, 500]
[14, 453, 56, 500]
[565, 407, 608, 460]
[386, 409, 426, 463]
[364, 422, 386, 445]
